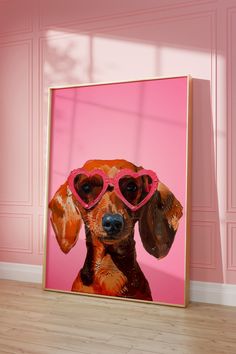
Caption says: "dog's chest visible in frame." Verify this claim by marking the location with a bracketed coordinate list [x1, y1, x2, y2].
[93, 254, 128, 296]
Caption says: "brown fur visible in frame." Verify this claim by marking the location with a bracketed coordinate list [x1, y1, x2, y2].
[49, 159, 183, 301]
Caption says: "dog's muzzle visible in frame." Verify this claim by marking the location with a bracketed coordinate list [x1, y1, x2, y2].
[102, 213, 124, 235]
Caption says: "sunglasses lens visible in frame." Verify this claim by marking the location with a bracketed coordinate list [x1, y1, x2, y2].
[119, 175, 153, 207]
[74, 174, 104, 204]
[118, 177, 140, 206]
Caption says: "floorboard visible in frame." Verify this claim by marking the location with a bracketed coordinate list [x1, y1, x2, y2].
[0, 280, 236, 354]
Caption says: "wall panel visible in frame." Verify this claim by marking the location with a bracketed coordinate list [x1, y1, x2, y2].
[0, 40, 33, 206]
[0, 0, 235, 283]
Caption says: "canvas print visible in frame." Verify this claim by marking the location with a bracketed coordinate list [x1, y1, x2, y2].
[44, 76, 191, 306]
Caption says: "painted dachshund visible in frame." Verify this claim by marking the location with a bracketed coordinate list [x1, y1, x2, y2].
[49, 159, 183, 301]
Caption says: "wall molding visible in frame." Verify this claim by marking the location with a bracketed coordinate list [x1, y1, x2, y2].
[0, 214, 33, 253]
[190, 221, 216, 270]
[227, 222, 236, 271]
[39, 0, 217, 31]
[0, 262, 235, 306]
[0, 39, 33, 207]
[0, 0, 33, 38]
[227, 7, 236, 212]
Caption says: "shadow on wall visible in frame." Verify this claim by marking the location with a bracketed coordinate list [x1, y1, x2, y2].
[191, 79, 223, 283]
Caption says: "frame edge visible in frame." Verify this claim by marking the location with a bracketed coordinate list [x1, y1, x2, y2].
[43, 75, 192, 308]
[184, 75, 193, 307]
[42, 88, 53, 290]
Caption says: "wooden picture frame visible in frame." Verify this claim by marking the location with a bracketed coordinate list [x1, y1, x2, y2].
[43, 75, 192, 307]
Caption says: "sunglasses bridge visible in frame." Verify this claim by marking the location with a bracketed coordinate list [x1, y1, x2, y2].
[106, 184, 115, 192]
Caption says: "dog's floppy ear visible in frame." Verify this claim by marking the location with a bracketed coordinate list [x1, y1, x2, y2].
[138, 181, 183, 259]
[49, 182, 82, 254]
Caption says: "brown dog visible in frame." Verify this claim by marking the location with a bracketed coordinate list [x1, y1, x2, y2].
[49, 159, 183, 301]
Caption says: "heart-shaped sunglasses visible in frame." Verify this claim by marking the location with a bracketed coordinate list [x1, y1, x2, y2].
[67, 168, 159, 211]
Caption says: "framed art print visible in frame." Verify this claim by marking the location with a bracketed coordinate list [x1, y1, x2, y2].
[43, 76, 192, 307]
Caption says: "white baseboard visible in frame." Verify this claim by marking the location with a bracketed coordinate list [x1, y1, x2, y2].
[190, 280, 236, 307]
[0, 262, 236, 306]
[0, 262, 43, 284]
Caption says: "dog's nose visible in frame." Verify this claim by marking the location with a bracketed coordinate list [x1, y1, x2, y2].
[102, 214, 124, 235]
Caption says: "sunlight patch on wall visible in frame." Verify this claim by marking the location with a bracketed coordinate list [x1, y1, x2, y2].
[45, 31, 158, 85]
[92, 36, 157, 82]
[44, 30, 91, 86]
[159, 46, 212, 79]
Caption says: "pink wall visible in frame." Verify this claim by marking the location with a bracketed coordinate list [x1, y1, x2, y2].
[0, 0, 236, 285]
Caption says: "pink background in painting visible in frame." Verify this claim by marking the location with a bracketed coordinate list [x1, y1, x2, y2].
[45, 77, 188, 305]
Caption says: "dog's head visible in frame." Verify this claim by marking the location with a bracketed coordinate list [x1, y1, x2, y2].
[49, 159, 183, 258]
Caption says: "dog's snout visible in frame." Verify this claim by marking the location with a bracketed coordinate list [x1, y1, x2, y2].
[102, 214, 124, 235]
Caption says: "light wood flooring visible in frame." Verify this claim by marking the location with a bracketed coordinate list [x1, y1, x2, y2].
[0, 279, 236, 354]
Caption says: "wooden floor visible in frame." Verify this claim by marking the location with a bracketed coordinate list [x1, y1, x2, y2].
[0, 280, 236, 354]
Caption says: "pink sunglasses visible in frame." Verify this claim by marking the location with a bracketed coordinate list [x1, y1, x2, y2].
[68, 168, 159, 211]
